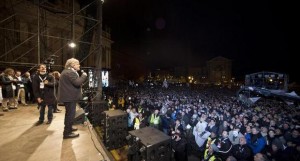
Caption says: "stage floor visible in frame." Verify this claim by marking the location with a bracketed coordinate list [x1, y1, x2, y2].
[0, 104, 112, 161]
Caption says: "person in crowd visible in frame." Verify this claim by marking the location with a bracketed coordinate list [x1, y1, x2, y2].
[240, 117, 249, 134]
[180, 110, 190, 131]
[244, 125, 252, 135]
[212, 130, 233, 160]
[117, 96, 125, 110]
[23, 71, 34, 103]
[161, 113, 172, 135]
[206, 118, 218, 135]
[203, 145, 222, 161]
[148, 109, 161, 129]
[14, 70, 27, 106]
[189, 113, 199, 127]
[231, 136, 253, 161]
[272, 128, 287, 147]
[1, 68, 18, 111]
[218, 120, 230, 136]
[109, 104, 116, 110]
[32, 64, 56, 125]
[50, 71, 62, 113]
[254, 153, 270, 161]
[245, 126, 266, 154]
[228, 126, 244, 145]
[205, 131, 218, 150]
[280, 128, 300, 161]
[284, 128, 300, 147]
[171, 119, 184, 136]
[127, 108, 133, 131]
[127, 107, 138, 131]
[265, 129, 277, 152]
[133, 112, 145, 130]
[58, 58, 87, 139]
[226, 156, 237, 161]
[171, 132, 188, 161]
[193, 114, 210, 149]
[265, 138, 286, 161]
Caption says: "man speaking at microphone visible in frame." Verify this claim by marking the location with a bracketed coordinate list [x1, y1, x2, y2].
[58, 58, 87, 139]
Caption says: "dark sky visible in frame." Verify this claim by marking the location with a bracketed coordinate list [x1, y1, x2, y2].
[102, 0, 296, 82]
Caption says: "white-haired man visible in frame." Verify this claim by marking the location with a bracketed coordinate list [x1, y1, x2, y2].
[58, 58, 87, 139]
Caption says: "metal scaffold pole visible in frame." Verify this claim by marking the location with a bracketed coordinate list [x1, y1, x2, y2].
[37, 1, 40, 64]
[94, 0, 103, 101]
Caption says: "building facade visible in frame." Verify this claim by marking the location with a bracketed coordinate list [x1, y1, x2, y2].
[206, 56, 232, 85]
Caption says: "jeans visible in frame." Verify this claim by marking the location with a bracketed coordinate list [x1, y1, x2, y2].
[39, 103, 53, 121]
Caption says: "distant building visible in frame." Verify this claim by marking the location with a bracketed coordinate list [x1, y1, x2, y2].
[188, 66, 208, 84]
[207, 56, 232, 85]
[150, 56, 232, 85]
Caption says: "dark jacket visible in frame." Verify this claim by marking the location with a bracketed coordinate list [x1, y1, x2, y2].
[214, 137, 232, 160]
[58, 69, 87, 102]
[1, 75, 16, 98]
[172, 137, 188, 161]
[32, 73, 56, 105]
[231, 144, 253, 161]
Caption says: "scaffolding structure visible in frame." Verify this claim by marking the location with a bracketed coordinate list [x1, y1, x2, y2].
[1, 0, 110, 69]
[0, 0, 110, 98]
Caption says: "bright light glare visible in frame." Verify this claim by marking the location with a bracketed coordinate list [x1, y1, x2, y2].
[68, 42, 76, 48]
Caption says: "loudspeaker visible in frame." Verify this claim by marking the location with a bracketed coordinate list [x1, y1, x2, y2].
[128, 127, 172, 161]
[86, 101, 108, 125]
[102, 110, 128, 150]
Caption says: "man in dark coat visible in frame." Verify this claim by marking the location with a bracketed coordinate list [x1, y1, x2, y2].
[231, 136, 253, 161]
[32, 64, 56, 124]
[172, 133, 188, 161]
[212, 130, 233, 160]
[58, 58, 87, 139]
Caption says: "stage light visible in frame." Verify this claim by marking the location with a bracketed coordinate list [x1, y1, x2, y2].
[68, 41, 76, 48]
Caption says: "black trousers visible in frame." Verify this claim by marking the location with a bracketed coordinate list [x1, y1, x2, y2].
[63, 102, 76, 135]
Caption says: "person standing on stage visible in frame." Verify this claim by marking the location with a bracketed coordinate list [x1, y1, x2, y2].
[14, 70, 28, 106]
[50, 71, 62, 113]
[1, 68, 18, 111]
[32, 64, 56, 124]
[58, 58, 87, 139]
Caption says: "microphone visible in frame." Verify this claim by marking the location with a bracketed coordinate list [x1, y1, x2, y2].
[81, 70, 87, 76]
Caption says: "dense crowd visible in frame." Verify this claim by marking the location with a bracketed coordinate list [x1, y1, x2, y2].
[107, 84, 300, 161]
[1, 67, 300, 161]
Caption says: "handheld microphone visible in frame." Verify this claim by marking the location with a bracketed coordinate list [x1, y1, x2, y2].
[81, 70, 87, 76]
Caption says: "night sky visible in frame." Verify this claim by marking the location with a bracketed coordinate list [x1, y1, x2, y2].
[102, 0, 296, 82]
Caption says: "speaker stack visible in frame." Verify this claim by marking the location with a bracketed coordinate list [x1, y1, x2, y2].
[128, 127, 171, 161]
[102, 109, 128, 150]
[86, 101, 108, 125]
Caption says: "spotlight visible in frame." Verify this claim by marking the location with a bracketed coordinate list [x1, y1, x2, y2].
[68, 41, 76, 48]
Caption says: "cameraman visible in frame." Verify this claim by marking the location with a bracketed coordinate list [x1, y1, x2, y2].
[171, 132, 188, 161]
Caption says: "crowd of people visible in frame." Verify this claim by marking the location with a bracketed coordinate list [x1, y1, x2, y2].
[0, 58, 87, 139]
[1, 65, 300, 160]
[107, 84, 299, 161]
[0, 66, 62, 113]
